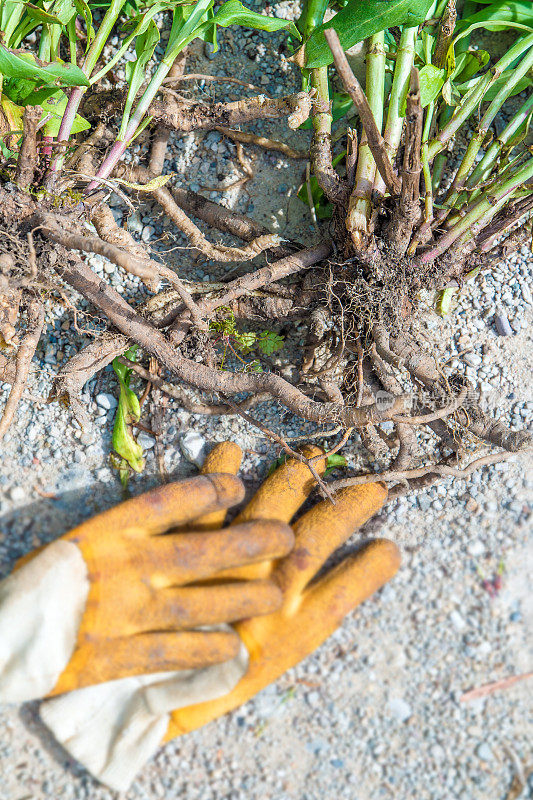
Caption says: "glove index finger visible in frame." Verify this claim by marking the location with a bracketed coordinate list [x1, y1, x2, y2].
[234, 446, 326, 525]
[195, 441, 244, 530]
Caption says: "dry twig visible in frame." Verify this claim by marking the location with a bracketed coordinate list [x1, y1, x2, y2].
[325, 29, 400, 196]
[460, 672, 532, 702]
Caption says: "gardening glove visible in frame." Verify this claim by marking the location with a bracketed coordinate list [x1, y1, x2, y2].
[164, 442, 400, 742]
[0, 459, 294, 790]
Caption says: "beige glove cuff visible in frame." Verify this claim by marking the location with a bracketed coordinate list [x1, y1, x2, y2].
[0, 539, 249, 791]
[40, 646, 248, 792]
[0, 540, 89, 702]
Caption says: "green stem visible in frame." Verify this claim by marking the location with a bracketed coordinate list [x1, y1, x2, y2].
[446, 41, 533, 201]
[422, 102, 435, 222]
[45, 0, 127, 184]
[427, 32, 533, 161]
[310, 66, 332, 136]
[420, 158, 533, 261]
[38, 26, 51, 61]
[82, 0, 128, 78]
[350, 32, 386, 236]
[87, 0, 214, 191]
[298, 0, 329, 37]
[374, 26, 417, 198]
[455, 92, 533, 207]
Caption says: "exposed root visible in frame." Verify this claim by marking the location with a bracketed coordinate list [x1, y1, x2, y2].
[149, 91, 312, 133]
[0, 298, 44, 441]
[134, 180, 282, 262]
[214, 126, 307, 160]
[51, 250, 413, 427]
[328, 448, 531, 493]
[14, 106, 42, 191]
[90, 202, 152, 264]
[121, 358, 271, 415]
[0, 353, 16, 384]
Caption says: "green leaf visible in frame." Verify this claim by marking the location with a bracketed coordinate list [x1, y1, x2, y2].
[165, 0, 215, 62]
[42, 110, 90, 135]
[75, 0, 94, 46]
[457, 0, 533, 32]
[111, 347, 144, 474]
[454, 20, 533, 48]
[115, 173, 173, 192]
[0, 46, 89, 87]
[209, 0, 299, 40]
[324, 453, 347, 475]
[24, 3, 64, 25]
[257, 331, 284, 355]
[236, 331, 257, 350]
[400, 64, 445, 114]
[451, 49, 490, 83]
[295, 0, 433, 69]
[14, 87, 90, 134]
[419, 65, 446, 107]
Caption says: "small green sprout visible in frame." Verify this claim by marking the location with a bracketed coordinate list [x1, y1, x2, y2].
[209, 307, 284, 371]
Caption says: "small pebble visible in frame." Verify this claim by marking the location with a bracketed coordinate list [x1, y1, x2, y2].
[96, 393, 118, 411]
[476, 743, 494, 762]
[494, 311, 513, 337]
[180, 431, 206, 466]
[387, 698, 412, 722]
[450, 611, 467, 631]
[9, 486, 26, 502]
[467, 540, 485, 557]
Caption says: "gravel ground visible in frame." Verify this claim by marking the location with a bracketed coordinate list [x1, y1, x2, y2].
[1, 5, 532, 799]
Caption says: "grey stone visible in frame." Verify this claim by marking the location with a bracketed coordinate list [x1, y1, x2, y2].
[137, 431, 156, 450]
[96, 393, 118, 411]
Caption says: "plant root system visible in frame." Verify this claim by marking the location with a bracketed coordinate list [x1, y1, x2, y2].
[1, 24, 532, 500]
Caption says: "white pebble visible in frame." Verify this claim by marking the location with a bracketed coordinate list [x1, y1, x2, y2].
[467, 540, 485, 557]
[387, 697, 412, 722]
[180, 431, 206, 466]
[9, 486, 26, 502]
[450, 610, 467, 631]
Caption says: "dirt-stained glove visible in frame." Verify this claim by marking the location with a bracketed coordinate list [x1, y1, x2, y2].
[0, 463, 293, 789]
[165, 442, 400, 742]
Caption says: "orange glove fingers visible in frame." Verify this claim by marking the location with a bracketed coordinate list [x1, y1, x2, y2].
[163, 539, 399, 742]
[144, 520, 294, 587]
[233, 446, 326, 526]
[65, 474, 245, 543]
[299, 538, 401, 636]
[196, 442, 244, 530]
[50, 630, 241, 695]
[132, 580, 283, 632]
[276, 483, 388, 605]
